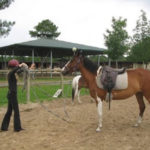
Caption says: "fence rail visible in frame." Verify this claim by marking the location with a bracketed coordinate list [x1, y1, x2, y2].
[0, 70, 73, 102]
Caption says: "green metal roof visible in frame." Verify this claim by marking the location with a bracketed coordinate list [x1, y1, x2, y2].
[0, 39, 106, 57]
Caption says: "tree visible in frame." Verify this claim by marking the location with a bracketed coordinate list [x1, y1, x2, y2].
[104, 17, 129, 67]
[131, 10, 150, 44]
[129, 10, 150, 66]
[29, 19, 61, 39]
[0, 0, 15, 37]
[0, 0, 14, 10]
[129, 37, 150, 63]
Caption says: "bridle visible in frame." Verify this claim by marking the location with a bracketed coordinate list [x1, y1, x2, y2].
[64, 56, 81, 73]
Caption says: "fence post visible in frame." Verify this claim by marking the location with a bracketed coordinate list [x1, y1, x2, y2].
[26, 72, 30, 103]
[60, 73, 64, 96]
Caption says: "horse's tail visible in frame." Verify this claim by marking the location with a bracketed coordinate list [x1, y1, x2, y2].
[72, 88, 75, 102]
[108, 92, 111, 110]
[72, 75, 81, 103]
[72, 83, 79, 102]
[72, 78, 77, 102]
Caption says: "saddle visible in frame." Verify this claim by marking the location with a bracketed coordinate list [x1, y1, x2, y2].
[100, 66, 126, 109]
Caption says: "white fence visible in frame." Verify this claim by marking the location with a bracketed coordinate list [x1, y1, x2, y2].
[0, 69, 72, 102]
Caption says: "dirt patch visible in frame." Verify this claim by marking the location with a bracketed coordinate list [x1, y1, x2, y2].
[0, 95, 150, 150]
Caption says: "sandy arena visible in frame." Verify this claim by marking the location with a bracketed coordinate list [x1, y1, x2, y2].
[0, 95, 150, 150]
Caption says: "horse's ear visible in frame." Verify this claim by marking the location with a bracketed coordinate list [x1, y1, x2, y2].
[73, 49, 84, 58]
[78, 50, 84, 57]
[75, 50, 80, 56]
[74, 50, 81, 56]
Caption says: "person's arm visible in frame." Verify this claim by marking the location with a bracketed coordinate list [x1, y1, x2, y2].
[9, 63, 27, 75]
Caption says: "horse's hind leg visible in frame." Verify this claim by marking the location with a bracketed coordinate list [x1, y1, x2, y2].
[77, 89, 82, 104]
[134, 92, 145, 127]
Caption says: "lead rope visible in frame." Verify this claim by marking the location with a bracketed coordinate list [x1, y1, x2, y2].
[30, 71, 70, 123]
[108, 92, 111, 110]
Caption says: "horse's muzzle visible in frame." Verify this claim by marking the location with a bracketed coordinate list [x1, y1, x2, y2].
[61, 67, 68, 75]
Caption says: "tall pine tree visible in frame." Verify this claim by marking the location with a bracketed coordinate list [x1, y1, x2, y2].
[29, 19, 61, 39]
[129, 10, 150, 66]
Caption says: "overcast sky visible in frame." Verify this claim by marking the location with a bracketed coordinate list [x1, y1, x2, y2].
[0, 0, 150, 48]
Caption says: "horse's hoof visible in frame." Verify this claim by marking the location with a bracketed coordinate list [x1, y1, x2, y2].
[78, 101, 82, 104]
[96, 127, 101, 132]
[90, 100, 94, 103]
[133, 123, 139, 127]
[104, 99, 109, 103]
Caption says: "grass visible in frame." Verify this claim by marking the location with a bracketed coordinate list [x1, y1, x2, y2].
[0, 83, 89, 106]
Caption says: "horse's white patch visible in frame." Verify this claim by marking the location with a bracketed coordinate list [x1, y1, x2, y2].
[96, 69, 128, 90]
[61, 60, 70, 72]
[72, 75, 82, 103]
[96, 97, 103, 132]
[134, 116, 142, 127]
[97, 66, 102, 75]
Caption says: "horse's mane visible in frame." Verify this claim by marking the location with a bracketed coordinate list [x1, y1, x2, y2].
[83, 57, 98, 75]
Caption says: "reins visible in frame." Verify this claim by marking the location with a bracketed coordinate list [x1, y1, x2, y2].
[26, 70, 70, 123]
[31, 87, 70, 123]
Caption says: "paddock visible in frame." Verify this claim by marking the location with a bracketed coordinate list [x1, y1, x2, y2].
[0, 95, 150, 150]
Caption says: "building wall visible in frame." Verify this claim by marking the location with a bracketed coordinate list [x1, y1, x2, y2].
[133, 63, 150, 70]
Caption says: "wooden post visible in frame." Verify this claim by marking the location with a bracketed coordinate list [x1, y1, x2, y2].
[108, 58, 111, 67]
[50, 51, 53, 78]
[98, 55, 101, 66]
[60, 73, 64, 97]
[26, 72, 30, 103]
[32, 49, 34, 64]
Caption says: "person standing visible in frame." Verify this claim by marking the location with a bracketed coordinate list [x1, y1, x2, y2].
[1, 59, 28, 132]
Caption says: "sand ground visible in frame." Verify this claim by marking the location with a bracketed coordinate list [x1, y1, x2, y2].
[0, 95, 150, 150]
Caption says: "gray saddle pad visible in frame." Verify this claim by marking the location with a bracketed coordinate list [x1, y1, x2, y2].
[96, 67, 128, 90]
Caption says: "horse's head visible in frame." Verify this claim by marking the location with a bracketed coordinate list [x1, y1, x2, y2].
[61, 51, 83, 75]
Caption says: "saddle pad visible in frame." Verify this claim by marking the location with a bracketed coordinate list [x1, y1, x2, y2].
[96, 70, 128, 90]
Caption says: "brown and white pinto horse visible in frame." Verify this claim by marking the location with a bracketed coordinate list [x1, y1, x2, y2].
[72, 75, 88, 103]
[72, 75, 94, 103]
[62, 51, 150, 132]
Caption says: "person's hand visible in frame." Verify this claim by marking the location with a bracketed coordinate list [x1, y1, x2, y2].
[19, 63, 28, 68]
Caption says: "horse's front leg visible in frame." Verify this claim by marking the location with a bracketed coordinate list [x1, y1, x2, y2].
[89, 89, 103, 132]
[134, 92, 145, 127]
[96, 96, 103, 132]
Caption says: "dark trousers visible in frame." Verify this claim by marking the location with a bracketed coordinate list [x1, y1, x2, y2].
[1, 92, 22, 131]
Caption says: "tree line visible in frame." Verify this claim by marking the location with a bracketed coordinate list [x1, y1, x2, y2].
[104, 10, 150, 67]
[1, 0, 150, 67]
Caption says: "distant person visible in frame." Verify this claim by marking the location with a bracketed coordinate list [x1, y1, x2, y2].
[30, 63, 36, 70]
[29, 63, 36, 79]
[1, 59, 28, 132]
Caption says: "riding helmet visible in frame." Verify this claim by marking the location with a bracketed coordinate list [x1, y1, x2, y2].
[8, 59, 19, 67]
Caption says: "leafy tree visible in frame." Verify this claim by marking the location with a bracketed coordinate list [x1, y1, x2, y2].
[89, 55, 108, 63]
[128, 37, 150, 65]
[0, 0, 15, 37]
[129, 10, 150, 65]
[131, 10, 150, 44]
[29, 19, 61, 39]
[0, 0, 14, 10]
[104, 17, 129, 67]
[0, 20, 15, 37]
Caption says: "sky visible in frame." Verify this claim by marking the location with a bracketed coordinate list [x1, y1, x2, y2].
[0, 0, 150, 48]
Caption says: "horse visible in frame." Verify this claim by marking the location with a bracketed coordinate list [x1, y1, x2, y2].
[72, 75, 87, 103]
[62, 51, 150, 132]
[72, 75, 94, 104]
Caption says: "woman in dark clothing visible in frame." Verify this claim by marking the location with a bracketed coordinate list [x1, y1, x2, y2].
[1, 59, 28, 132]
